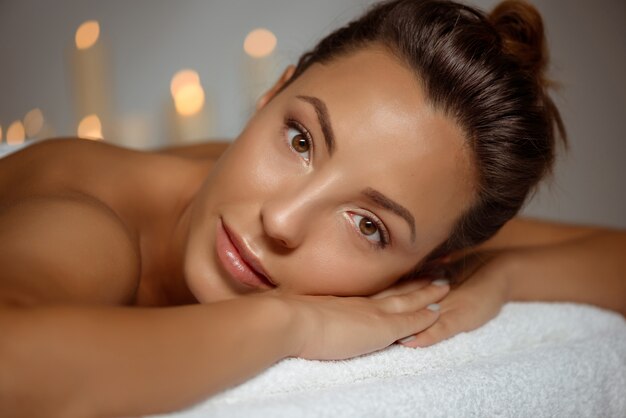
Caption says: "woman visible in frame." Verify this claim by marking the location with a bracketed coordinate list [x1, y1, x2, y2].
[0, 0, 624, 416]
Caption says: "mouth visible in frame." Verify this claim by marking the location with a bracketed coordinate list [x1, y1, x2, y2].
[216, 218, 277, 290]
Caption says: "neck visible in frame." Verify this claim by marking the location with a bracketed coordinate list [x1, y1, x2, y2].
[135, 159, 211, 306]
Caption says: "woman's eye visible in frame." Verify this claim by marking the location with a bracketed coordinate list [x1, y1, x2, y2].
[286, 124, 312, 163]
[350, 213, 389, 249]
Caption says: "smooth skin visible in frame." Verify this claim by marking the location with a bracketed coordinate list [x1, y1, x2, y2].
[0, 46, 625, 417]
[182, 46, 474, 303]
[0, 46, 460, 417]
[0, 139, 447, 417]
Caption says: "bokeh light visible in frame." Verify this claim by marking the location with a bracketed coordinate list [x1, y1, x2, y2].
[243, 28, 277, 58]
[174, 84, 205, 116]
[170, 69, 200, 97]
[77, 114, 103, 140]
[170, 69, 205, 116]
[23, 108, 44, 138]
[6, 121, 25, 145]
[75, 20, 100, 50]
[0, 124, 3, 143]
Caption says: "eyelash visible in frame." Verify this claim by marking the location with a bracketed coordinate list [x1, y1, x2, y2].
[282, 116, 391, 250]
[349, 212, 391, 250]
[284, 117, 313, 164]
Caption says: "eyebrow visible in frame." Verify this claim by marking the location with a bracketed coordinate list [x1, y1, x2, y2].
[362, 187, 416, 244]
[296, 95, 336, 156]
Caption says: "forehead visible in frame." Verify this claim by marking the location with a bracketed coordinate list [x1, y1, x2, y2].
[283, 46, 475, 253]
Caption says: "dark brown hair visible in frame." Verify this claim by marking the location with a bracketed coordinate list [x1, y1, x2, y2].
[282, 0, 566, 276]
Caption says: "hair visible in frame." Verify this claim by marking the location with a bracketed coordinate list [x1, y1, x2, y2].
[281, 0, 566, 277]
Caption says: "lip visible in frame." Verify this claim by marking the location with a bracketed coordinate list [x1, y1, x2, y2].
[216, 218, 276, 289]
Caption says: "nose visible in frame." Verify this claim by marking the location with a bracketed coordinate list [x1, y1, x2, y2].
[260, 184, 323, 250]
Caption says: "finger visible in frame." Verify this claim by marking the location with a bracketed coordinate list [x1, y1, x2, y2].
[369, 278, 431, 299]
[400, 310, 463, 348]
[378, 280, 450, 314]
[395, 304, 441, 344]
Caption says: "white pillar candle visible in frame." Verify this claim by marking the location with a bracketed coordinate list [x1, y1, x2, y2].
[168, 69, 214, 145]
[69, 20, 113, 140]
[242, 28, 279, 114]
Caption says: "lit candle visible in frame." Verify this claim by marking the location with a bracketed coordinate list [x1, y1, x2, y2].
[77, 114, 103, 140]
[168, 69, 213, 145]
[6, 120, 25, 145]
[243, 28, 279, 113]
[70, 20, 113, 140]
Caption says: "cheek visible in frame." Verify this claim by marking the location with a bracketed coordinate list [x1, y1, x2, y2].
[281, 238, 404, 296]
[211, 130, 295, 200]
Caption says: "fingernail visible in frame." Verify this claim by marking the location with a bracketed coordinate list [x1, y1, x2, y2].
[398, 335, 416, 343]
[427, 303, 440, 312]
[431, 279, 449, 287]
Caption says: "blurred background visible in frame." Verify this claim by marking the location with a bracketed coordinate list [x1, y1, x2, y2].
[0, 0, 624, 228]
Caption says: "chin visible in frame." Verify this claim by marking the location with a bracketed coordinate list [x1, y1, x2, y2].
[182, 243, 223, 304]
[185, 264, 233, 304]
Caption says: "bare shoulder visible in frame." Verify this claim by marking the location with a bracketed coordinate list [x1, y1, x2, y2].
[0, 195, 140, 307]
[0, 138, 138, 195]
[0, 138, 211, 200]
[0, 138, 206, 307]
[155, 140, 231, 160]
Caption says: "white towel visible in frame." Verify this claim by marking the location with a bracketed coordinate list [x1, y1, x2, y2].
[150, 302, 626, 418]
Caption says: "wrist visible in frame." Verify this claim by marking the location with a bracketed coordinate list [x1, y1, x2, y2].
[258, 295, 309, 358]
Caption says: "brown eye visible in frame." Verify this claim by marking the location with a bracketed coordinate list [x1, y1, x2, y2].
[286, 123, 312, 163]
[359, 217, 378, 236]
[291, 135, 310, 153]
[350, 213, 388, 249]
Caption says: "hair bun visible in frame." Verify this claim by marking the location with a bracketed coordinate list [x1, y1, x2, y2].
[490, 0, 548, 82]
[490, 0, 566, 144]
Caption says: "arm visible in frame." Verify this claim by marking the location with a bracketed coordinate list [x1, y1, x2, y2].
[504, 228, 626, 315]
[398, 217, 626, 347]
[470, 216, 605, 251]
[0, 298, 296, 418]
[0, 288, 451, 418]
[469, 217, 626, 314]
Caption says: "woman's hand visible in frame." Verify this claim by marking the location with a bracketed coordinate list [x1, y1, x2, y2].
[389, 251, 512, 348]
[256, 281, 449, 360]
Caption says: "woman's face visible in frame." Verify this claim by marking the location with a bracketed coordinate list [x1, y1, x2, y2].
[184, 46, 475, 303]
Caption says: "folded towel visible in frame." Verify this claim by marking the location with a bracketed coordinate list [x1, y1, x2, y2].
[150, 302, 626, 418]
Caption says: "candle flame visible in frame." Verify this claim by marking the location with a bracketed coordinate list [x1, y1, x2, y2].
[174, 84, 205, 116]
[244, 28, 277, 58]
[77, 114, 103, 140]
[75, 20, 100, 50]
[6, 121, 26, 145]
[170, 69, 200, 97]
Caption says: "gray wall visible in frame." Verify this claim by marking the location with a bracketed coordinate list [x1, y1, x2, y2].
[1, 0, 624, 228]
